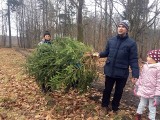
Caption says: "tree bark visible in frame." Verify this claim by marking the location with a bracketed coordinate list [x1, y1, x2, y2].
[77, 0, 84, 42]
[7, 1, 12, 48]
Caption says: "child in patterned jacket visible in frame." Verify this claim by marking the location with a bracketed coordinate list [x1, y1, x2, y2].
[134, 49, 160, 120]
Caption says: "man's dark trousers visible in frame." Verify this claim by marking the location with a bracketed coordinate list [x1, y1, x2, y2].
[101, 75, 128, 111]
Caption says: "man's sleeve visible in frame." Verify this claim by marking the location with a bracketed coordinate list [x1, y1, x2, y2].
[99, 41, 109, 58]
[129, 42, 139, 78]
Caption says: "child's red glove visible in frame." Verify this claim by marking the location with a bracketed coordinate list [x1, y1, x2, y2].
[153, 96, 160, 106]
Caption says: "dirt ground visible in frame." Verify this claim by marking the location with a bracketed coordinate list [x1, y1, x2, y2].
[0, 48, 159, 120]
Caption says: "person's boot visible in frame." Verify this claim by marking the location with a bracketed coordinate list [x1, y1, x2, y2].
[46, 86, 52, 92]
[101, 106, 111, 116]
[41, 83, 47, 93]
[135, 113, 142, 120]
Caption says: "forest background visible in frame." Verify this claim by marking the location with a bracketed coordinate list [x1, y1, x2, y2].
[0, 0, 160, 60]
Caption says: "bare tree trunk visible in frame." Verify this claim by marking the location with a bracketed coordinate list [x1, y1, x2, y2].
[64, 0, 67, 36]
[1, 8, 6, 47]
[7, 1, 12, 48]
[43, 1, 46, 32]
[45, 0, 49, 29]
[104, 0, 108, 37]
[16, 12, 20, 48]
[77, 0, 84, 42]
[108, 0, 113, 37]
[94, 0, 97, 49]
[19, 2, 25, 48]
[55, 0, 59, 37]
[98, 0, 103, 50]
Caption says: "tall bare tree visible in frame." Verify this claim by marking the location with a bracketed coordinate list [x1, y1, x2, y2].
[7, 0, 12, 47]
[70, 0, 84, 42]
[6, 0, 23, 47]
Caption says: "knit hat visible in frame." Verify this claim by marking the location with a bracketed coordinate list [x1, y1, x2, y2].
[118, 20, 129, 31]
[147, 49, 160, 63]
[43, 31, 51, 37]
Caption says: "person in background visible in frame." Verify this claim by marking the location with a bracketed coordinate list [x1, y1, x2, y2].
[92, 20, 139, 113]
[134, 49, 160, 120]
[38, 31, 52, 93]
[38, 31, 51, 45]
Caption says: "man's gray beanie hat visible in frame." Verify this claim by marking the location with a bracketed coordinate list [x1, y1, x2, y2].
[118, 20, 129, 30]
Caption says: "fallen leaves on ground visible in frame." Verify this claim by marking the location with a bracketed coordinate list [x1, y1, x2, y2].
[0, 48, 159, 120]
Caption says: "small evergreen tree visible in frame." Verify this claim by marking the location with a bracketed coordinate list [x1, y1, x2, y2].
[26, 37, 98, 93]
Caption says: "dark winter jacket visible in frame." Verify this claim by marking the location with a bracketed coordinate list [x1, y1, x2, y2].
[99, 34, 139, 78]
[38, 39, 51, 45]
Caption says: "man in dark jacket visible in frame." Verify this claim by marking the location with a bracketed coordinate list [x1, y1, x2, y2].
[93, 20, 139, 113]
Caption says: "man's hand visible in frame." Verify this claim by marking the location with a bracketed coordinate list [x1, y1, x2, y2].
[92, 52, 99, 57]
[131, 78, 138, 84]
